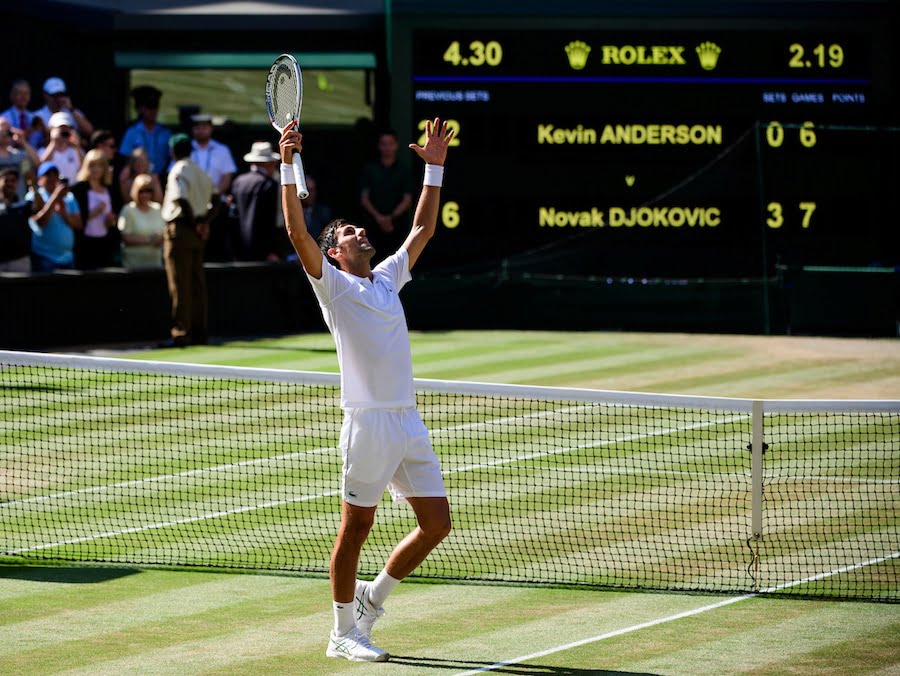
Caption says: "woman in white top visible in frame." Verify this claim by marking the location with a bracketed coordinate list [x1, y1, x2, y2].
[117, 173, 165, 269]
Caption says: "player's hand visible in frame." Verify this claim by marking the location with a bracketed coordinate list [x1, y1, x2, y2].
[408, 117, 453, 167]
[279, 121, 302, 164]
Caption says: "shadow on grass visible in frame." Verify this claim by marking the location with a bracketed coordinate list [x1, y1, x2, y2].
[388, 655, 658, 675]
[0, 565, 142, 584]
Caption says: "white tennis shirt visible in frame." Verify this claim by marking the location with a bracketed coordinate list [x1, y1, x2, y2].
[307, 249, 415, 409]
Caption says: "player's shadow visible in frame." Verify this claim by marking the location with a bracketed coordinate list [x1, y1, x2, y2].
[0, 566, 141, 584]
[388, 655, 658, 675]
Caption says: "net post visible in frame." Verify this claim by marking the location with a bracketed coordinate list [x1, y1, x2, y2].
[751, 399, 764, 591]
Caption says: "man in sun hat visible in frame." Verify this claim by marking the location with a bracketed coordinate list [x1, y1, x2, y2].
[228, 140, 286, 261]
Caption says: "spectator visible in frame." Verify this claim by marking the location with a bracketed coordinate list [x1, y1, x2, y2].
[89, 129, 122, 186]
[302, 175, 332, 240]
[120, 85, 171, 175]
[38, 111, 83, 183]
[33, 77, 94, 143]
[1, 79, 44, 150]
[117, 173, 165, 269]
[27, 161, 82, 272]
[189, 114, 236, 196]
[0, 117, 40, 200]
[0, 167, 46, 273]
[359, 128, 414, 258]
[71, 149, 120, 269]
[189, 113, 236, 261]
[119, 146, 163, 205]
[160, 133, 215, 347]
[229, 141, 283, 261]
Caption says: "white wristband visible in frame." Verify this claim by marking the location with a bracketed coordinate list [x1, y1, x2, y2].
[280, 163, 296, 186]
[423, 164, 444, 187]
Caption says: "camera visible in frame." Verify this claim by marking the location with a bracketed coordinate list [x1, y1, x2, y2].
[60, 129, 71, 139]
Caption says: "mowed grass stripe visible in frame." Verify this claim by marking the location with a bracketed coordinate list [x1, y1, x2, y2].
[611, 598, 900, 675]
[410, 341, 655, 379]
[0, 575, 331, 674]
[645, 360, 890, 399]
[0, 573, 308, 657]
[437, 347, 733, 387]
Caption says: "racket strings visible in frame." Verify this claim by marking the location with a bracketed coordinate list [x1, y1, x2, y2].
[270, 62, 300, 127]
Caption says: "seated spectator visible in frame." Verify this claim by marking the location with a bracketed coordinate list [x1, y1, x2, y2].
[119, 146, 163, 205]
[34, 77, 93, 144]
[38, 111, 83, 183]
[0, 117, 40, 200]
[119, 85, 171, 175]
[301, 175, 332, 240]
[229, 141, 283, 261]
[1, 79, 44, 150]
[0, 167, 48, 273]
[27, 161, 82, 272]
[71, 149, 120, 269]
[117, 173, 165, 269]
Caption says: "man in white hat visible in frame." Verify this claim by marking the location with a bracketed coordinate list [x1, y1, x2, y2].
[189, 113, 236, 197]
[189, 113, 237, 261]
[38, 111, 83, 183]
[228, 141, 285, 261]
[34, 77, 94, 143]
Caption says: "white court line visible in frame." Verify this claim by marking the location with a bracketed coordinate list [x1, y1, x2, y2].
[5, 414, 745, 554]
[453, 551, 900, 676]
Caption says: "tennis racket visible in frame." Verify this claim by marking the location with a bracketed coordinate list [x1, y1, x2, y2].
[266, 53, 309, 199]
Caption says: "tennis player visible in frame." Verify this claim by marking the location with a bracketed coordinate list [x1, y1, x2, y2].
[278, 118, 454, 662]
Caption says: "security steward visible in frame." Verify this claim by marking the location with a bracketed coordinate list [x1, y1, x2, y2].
[160, 133, 215, 347]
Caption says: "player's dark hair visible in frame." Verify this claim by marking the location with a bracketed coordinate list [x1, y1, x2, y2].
[317, 218, 351, 269]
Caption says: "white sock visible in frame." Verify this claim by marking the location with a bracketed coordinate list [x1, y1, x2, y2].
[369, 570, 401, 607]
[333, 600, 355, 636]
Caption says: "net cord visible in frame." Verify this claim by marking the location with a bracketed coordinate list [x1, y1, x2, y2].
[1, 350, 897, 414]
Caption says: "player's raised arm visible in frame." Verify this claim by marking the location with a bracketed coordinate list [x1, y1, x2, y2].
[403, 118, 454, 271]
[279, 122, 322, 279]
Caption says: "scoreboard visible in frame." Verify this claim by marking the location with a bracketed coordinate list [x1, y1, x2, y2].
[390, 14, 897, 277]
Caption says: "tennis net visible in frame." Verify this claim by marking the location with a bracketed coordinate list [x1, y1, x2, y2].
[1, 350, 897, 600]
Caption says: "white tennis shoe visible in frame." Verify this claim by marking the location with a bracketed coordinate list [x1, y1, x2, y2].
[355, 579, 385, 639]
[326, 626, 388, 662]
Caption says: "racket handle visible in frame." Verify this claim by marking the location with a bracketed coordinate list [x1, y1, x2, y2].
[292, 153, 309, 199]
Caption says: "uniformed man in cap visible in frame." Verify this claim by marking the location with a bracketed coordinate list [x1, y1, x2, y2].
[120, 85, 172, 176]
[159, 133, 215, 347]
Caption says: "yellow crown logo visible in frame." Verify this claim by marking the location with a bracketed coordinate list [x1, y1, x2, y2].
[695, 41, 722, 71]
[565, 41, 592, 70]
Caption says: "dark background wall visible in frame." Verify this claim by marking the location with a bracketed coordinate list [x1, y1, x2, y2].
[1, 1, 897, 347]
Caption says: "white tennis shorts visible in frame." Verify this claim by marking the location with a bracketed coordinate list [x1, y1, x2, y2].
[339, 407, 446, 507]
